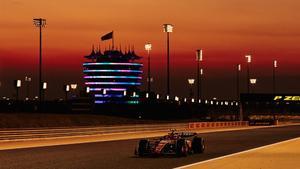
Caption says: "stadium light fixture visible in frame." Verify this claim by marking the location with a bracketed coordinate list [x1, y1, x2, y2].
[245, 55, 251, 63]
[65, 85, 70, 92]
[163, 24, 173, 33]
[145, 43, 152, 51]
[163, 24, 173, 96]
[238, 64, 241, 71]
[33, 18, 46, 104]
[236, 64, 241, 100]
[70, 84, 77, 90]
[25, 76, 32, 99]
[16, 80, 21, 88]
[196, 49, 203, 62]
[15, 80, 21, 101]
[245, 55, 252, 93]
[188, 79, 195, 85]
[274, 60, 278, 68]
[250, 78, 257, 84]
[273, 60, 278, 93]
[42, 82, 47, 90]
[145, 43, 152, 93]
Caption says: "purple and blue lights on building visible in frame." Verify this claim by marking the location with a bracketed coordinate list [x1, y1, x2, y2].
[83, 48, 143, 104]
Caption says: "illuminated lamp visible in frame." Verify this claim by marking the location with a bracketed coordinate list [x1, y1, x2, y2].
[42, 82, 47, 90]
[196, 49, 203, 61]
[163, 24, 174, 32]
[70, 84, 77, 90]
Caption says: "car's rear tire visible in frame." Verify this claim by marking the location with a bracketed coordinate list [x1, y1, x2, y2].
[176, 139, 188, 156]
[192, 136, 205, 153]
[138, 139, 149, 156]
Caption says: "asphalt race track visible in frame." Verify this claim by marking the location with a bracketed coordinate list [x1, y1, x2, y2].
[0, 125, 299, 169]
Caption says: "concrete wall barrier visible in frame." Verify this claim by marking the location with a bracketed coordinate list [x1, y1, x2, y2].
[0, 121, 249, 141]
[188, 121, 249, 130]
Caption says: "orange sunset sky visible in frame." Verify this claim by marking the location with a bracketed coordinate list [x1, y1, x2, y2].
[1, 0, 300, 99]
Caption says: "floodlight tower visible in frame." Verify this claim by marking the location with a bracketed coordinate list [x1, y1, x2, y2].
[237, 64, 241, 99]
[273, 60, 278, 93]
[273, 60, 278, 121]
[25, 76, 32, 99]
[245, 55, 251, 93]
[196, 49, 203, 101]
[188, 78, 195, 98]
[163, 24, 173, 96]
[250, 78, 257, 93]
[200, 68, 203, 99]
[145, 43, 152, 93]
[33, 18, 46, 103]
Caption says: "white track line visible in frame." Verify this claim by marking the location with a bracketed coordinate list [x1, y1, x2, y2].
[174, 137, 300, 169]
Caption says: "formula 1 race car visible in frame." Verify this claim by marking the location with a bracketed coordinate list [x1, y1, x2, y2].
[134, 130, 204, 157]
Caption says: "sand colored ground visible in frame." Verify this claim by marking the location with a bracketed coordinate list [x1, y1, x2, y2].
[178, 137, 300, 169]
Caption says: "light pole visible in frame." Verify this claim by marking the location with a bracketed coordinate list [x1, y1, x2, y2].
[196, 49, 203, 101]
[250, 78, 257, 93]
[163, 24, 173, 96]
[14, 80, 21, 101]
[42, 82, 47, 101]
[200, 68, 203, 99]
[71, 84, 78, 98]
[272, 60, 278, 122]
[145, 43, 152, 93]
[187, 78, 195, 98]
[236, 64, 241, 100]
[64, 85, 70, 101]
[245, 55, 251, 93]
[273, 60, 277, 93]
[25, 76, 32, 99]
[33, 18, 46, 104]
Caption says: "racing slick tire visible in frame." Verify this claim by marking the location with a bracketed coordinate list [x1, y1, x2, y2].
[138, 139, 149, 156]
[192, 136, 205, 153]
[176, 139, 188, 157]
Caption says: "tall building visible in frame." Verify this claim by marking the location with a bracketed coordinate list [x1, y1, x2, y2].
[83, 47, 143, 104]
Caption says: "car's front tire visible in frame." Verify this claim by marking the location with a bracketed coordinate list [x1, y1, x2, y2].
[192, 136, 205, 153]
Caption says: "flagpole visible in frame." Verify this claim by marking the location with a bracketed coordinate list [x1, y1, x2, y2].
[112, 31, 114, 50]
